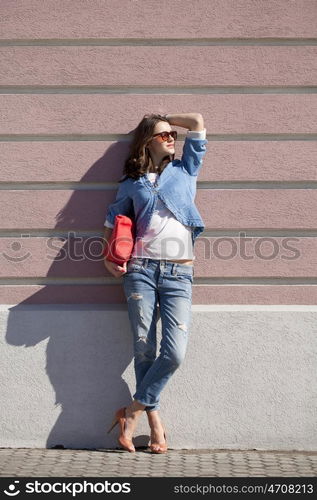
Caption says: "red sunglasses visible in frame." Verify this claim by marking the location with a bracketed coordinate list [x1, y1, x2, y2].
[152, 130, 178, 142]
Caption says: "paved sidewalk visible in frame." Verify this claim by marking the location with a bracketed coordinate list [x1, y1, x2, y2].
[0, 448, 316, 477]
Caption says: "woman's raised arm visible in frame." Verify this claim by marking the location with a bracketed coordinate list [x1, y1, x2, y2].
[164, 113, 204, 131]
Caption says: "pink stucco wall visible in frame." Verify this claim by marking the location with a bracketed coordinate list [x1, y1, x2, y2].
[0, 0, 316, 304]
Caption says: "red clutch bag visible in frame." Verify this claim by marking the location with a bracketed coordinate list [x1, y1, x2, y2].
[103, 215, 135, 265]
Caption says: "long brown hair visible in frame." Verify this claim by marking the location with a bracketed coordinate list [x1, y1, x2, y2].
[119, 113, 175, 182]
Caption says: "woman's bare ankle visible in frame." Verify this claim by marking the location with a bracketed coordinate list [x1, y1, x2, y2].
[132, 400, 146, 411]
[125, 400, 145, 420]
[123, 402, 145, 439]
[147, 410, 164, 431]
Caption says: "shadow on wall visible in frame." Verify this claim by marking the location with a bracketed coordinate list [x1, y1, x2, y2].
[5, 129, 153, 449]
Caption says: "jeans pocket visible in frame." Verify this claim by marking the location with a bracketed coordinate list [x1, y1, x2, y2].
[126, 258, 144, 274]
[175, 272, 193, 284]
[126, 263, 141, 273]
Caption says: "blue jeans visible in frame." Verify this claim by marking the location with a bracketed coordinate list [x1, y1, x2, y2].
[123, 257, 193, 412]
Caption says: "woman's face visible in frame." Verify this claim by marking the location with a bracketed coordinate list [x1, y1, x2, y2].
[147, 121, 175, 160]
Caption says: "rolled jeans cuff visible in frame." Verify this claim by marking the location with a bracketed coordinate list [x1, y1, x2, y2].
[134, 395, 160, 411]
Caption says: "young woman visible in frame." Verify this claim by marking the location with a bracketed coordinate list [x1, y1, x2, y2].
[104, 113, 207, 453]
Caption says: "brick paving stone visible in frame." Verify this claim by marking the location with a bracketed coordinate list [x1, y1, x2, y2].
[0, 449, 317, 477]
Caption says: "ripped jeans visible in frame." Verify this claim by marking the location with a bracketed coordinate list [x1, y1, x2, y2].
[123, 257, 193, 412]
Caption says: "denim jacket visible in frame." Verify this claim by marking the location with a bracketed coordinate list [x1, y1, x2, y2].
[104, 131, 208, 247]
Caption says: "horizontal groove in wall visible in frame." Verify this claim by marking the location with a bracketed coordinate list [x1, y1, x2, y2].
[0, 304, 316, 312]
[198, 182, 317, 189]
[1, 277, 317, 285]
[1, 38, 317, 47]
[1, 86, 317, 94]
[198, 229, 317, 237]
[0, 134, 316, 142]
[2, 229, 317, 238]
[0, 182, 118, 190]
[2, 181, 317, 190]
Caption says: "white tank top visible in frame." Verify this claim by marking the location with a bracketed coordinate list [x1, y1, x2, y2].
[131, 172, 195, 260]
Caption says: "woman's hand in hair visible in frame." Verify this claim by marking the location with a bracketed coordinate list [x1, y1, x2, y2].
[104, 259, 127, 278]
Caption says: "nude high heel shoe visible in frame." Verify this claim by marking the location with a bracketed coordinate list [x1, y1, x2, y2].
[149, 426, 168, 454]
[107, 407, 135, 453]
